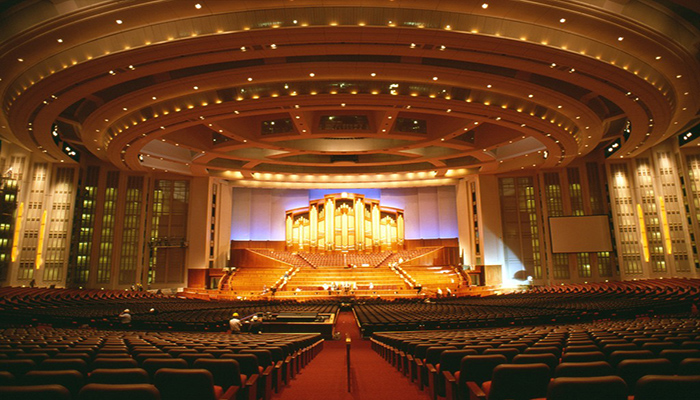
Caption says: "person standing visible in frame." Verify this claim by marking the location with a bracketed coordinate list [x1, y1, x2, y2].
[229, 312, 242, 334]
[249, 315, 263, 334]
[118, 309, 132, 327]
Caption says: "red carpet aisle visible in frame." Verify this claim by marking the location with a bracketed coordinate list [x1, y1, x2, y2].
[275, 311, 431, 400]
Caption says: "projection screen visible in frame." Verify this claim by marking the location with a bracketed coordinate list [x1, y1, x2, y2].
[549, 215, 613, 253]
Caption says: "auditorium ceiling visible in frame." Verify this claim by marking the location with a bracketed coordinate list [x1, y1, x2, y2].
[0, 0, 699, 188]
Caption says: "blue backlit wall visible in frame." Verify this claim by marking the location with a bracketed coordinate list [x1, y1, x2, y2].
[231, 186, 458, 241]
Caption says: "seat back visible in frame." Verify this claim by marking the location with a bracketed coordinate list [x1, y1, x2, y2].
[78, 383, 161, 400]
[659, 349, 700, 368]
[22, 369, 85, 397]
[678, 358, 700, 375]
[561, 351, 606, 363]
[39, 358, 88, 374]
[0, 359, 36, 376]
[438, 349, 477, 373]
[633, 375, 700, 400]
[89, 368, 150, 384]
[512, 353, 558, 371]
[240, 349, 273, 368]
[0, 370, 17, 385]
[91, 357, 138, 370]
[223, 354, 259, 377]
[0, 384, 71, 400]
[459, 354, 507, 386]
[547, 376, 627, 400]
[193, 358, 242, 390]
[524, 346, 561, 358]
[154, 368, 216, 400]
[424, 346, 457, 366]
[483, 347, 519, 362]
[608, 350, 654, 367]
[142, 358, 188, 379]
[487, 363, 550, 400]
[554, 361, 614, 377]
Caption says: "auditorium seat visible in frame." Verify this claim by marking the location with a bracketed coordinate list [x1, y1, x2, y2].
[154, 368, 237, 400]
[0, 370, 16, 385]
[633, 375, 700, 400]
[222, 354, 264, 400]
[446, 354, 506, 400]
[608, 350, 655, 367]
[78, 383, 161, 400]
[616, 358, 675, 393]
[678, 358, 700, 375]
[435, 349, 477, 399]
[659, 349, 700, 369]
[474, 363, 550, 400]
[546, 376, 628, 400]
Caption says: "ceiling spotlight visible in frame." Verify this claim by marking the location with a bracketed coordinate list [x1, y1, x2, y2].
[116, 19, 123, 24]
[559, 18, 566, 23]
[195, 3, 202, 9]
[482, 3, 489, 9]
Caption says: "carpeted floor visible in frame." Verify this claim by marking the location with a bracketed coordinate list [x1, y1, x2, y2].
[275, 311, 431, 400]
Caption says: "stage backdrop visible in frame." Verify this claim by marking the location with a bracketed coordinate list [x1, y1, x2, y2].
[231, 186, 458, 241]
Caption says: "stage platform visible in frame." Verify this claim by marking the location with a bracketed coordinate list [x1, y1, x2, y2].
[182, 285, 497, 302]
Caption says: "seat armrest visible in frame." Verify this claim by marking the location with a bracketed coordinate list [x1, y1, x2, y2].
[467, 381, 486, 400]
[245, 374, 258, 400]
[444, 371, 457, 400]
[219, 385, 240, 400]
[427, 363, 439, 400]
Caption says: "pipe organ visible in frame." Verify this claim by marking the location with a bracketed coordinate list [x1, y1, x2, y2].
[286, 193, 404, 252]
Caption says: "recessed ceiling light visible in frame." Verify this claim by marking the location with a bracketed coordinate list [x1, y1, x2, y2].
[370, 73, 376, 77]
[116, 19, 123, 24]
[617, 36, 624, 41]
[432, 76, 438, 80]
[482, 3, 489, 9]
[17, 58, 23, 62]
[193, 86, 199, 89]
[270, 44, 277, 49]
[559, 18, 566, 23]
[152, 96, 157, 100]
[195, 3, 202, 9]
[57, 38, 63, 43]
[309, 73, 315, 77]
[676, 75, 682, 78]
[655, 56, 661, 60]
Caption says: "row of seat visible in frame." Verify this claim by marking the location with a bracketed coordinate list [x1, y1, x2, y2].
[372, 317, 700, 399]
[355, 278, 700, 335]
[0, 327, 324, 400]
